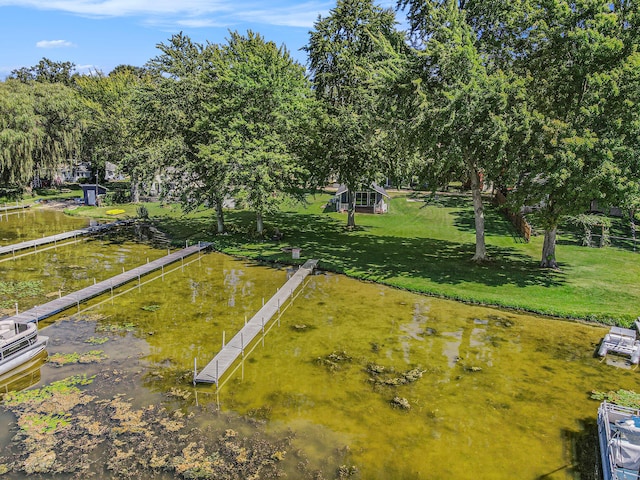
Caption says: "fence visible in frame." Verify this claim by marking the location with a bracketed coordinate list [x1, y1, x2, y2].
[493, 191, 532, 242]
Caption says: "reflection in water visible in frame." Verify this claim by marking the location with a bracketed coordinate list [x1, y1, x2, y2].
[0, 351, 47, 399]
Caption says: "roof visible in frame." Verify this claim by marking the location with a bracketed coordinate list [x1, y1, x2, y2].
[335, 183, 389, 198]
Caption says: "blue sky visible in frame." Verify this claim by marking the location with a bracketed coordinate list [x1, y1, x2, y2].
[0, 0, 398, 79]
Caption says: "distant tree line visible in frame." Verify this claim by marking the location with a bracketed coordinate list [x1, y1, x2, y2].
[0, 0, 639, 268]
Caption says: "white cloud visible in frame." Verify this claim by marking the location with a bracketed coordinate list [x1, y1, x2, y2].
[0, 0, 333, 28]
[36, 39, 75, 48]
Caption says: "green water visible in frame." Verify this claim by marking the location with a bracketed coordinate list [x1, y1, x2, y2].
[0, 209, 637, 479]
[0, 208, 88, 246]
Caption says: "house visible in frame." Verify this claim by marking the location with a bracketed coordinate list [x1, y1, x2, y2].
[57, 161, 93, 184]
[80, 184, 107, 206]
[334, 183, 390, 214]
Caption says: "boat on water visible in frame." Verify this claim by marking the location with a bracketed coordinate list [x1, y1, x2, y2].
[0, 319, 48, 376]
[598, 401, 640, 480]
[597, 326, 640, 365]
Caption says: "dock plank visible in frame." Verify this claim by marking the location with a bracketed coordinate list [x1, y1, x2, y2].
[195, 259, 318, 385]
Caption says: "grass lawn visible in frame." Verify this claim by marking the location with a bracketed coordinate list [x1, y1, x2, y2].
[66, 190, 640, 326]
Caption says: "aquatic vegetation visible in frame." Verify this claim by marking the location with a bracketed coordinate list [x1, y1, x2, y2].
[48, 350, 108, 366]
[315, 351, 352, 371]
[0, 372, 292, 479]
[368, 366, 425, 386]
[85, 336, 109, 345]
[95, 322, 136, 333]
[591, 389, 640, 409]
[141, 304, 161, 312]
[106, 209, 126, 215]
[390, 396, 411, 410]
[0, 280, 44, 308]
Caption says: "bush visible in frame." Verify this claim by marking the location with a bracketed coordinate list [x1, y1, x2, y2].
[137, 205, 149, 219]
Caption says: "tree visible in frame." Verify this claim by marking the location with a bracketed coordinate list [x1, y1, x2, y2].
[0, 80, 83, 189]
[399, 0, 529, 261]
[504, 0, 640, 267]
[10, 58, 77, 86]
[75, 70, 163, 202]
[146, 33, 231, 233]
[198, 31, 314, 234]
[305, 0, 405, 227]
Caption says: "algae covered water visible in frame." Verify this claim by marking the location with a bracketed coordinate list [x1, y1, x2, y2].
[0, 209, 636, 479]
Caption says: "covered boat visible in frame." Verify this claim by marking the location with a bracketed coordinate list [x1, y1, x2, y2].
[597, 326, 640, 364]
[0, 320, 48, 376]
[598, 401, 640, 480]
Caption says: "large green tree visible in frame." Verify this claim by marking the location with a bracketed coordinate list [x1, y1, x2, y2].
[0, 79, 83, 189]
[305, 0, 405, 227]
[399, 0, 529, 261]
[198, 31, 315, 234]
[503, 0, 640, 267]
[147, 33, 231, 233]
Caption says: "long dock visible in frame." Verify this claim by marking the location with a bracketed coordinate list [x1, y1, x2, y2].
[10, 242, 211, 324]
[194, 259, 318, 385]
[0, 221, 132, 257]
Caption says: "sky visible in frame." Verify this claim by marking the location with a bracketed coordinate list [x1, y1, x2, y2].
[0, 0, 398, 79]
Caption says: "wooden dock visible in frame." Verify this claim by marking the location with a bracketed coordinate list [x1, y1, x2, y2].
[194, 259, 318, 385]
[0, 221, 130, 256]
[10, 242, 211, 324]
[0, 203, 29, 214]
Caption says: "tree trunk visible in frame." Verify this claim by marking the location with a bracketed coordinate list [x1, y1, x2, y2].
[215, 200, 225, 234]
[347, 189, 356, 228]
[130, 179, 140, 204]
[469, 166, 488, 262]
[256, 211, 264, 235]
[540, 227, 559, 268]
[631, 209, 636, 252]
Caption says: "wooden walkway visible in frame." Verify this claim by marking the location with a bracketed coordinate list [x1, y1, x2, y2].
[0, 221, 130, 256]
[194, 259, 318, 385]
[0, 203, 29, 213]
[11, 242, 211, 324]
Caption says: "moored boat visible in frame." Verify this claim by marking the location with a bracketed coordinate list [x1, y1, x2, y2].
[0, 319, 48, 376]
[597, 326, 640, 364]
[598, 401, 640, 480]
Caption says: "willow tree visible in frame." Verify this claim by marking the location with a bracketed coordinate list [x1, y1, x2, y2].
[305, 0, 405, 227]
[0, 79, 83, 190]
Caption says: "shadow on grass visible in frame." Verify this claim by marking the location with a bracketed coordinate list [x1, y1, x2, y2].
[154, 209, 565, 290]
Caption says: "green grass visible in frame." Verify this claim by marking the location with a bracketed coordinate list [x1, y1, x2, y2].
[77, 191, 640, 326]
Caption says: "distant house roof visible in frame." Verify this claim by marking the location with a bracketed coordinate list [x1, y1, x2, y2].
[335, 183, 390, 198]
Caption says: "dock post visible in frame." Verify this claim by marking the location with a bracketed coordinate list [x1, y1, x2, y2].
[161, 265, 164, 280]
[244, 315, 247, 326]
[15, 302, 18, 315]
[222, 330, 225, 347]
[193, 358, 197, 386]
[58, 289, 61, 298]
[181, 256, 184, 271]
[77, 298, 80, 312]
[94, 278, 96, 285]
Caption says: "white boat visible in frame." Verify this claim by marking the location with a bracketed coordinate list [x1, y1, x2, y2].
[599, 401, 640, 480]
[597, 326, 640, 364]
[0, 320, 48, 376]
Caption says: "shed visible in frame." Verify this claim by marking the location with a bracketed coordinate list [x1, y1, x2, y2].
[334, 183, 389, 214]
[80, 184, 107, 206]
